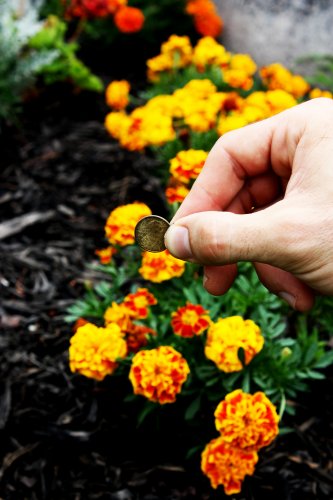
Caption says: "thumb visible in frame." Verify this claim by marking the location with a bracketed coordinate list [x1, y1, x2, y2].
[164, 204, 289, 268]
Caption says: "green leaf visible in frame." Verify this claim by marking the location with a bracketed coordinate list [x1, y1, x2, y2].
[184, 395, 201, 421]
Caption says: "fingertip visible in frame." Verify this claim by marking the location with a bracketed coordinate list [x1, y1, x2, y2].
[203, 264, 238, 296]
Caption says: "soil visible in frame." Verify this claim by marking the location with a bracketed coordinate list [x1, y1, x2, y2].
[1, 66, 333, 500]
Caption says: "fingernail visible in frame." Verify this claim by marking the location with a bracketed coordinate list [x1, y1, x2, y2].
[164, 225, 193, 260]
[278, 291, 296, 309]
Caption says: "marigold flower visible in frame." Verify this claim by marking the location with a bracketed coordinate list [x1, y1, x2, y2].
[217, 114, 248, 136]
[205, 316, 264, 372]
[73, 317, 89, 332]
[95, 246, 117, 264]
[201, 437, 258, 494]
[105, 80, 130, 110]
[129, 346, 190, 403]
[265, 89, 297, 114]
[310, 88, 333, 99]
[161, 35, 193, 67]
[165, 183, 190, 204]
[260, 63, 310, 98]
[123, 287, 157, 319]
[230, 54, 257, 76]
[214, 389, 279, 451]
[69, 323, 127, 380]
[171, 303, 211, 337]
[104, 302, 132, 330]
[223, 69, 254, 91]
[114, 6, 144, 33]
[105, 202, 151, 246]
[169, 149, 208, 184]
[193, 37, 230, 71]
[193, 11, 223, 38]
[139, 250, 185, 283]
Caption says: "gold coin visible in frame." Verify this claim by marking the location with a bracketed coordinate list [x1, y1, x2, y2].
[135, 215, 170, 253]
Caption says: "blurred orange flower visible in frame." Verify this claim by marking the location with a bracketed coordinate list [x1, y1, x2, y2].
[104, 302, 132, 330]
[139, 250, 185, 283]
[201, 437, 258, 494]
[214, 389, 279, 451]
[169, 149, 208, 184]
[114, 6, 145, 33]
[126, 323, 156, 353]
[165, 183, 189, 204]
[186, 0, 223, 38]
[171, 303, 211, 337]
[95, 246, 117, 264]
[129, 346, 190, 403]
[106, 80, 130, 110]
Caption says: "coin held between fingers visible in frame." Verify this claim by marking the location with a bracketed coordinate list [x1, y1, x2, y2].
[135, 215, 170, 252]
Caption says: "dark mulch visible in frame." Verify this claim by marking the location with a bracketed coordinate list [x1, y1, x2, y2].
[1, 82, 333, 500]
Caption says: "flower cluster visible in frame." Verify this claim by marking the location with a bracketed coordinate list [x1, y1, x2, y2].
[105, 202, 151, 246]
[205, 316, 264, 372]
[201, 389, 279, 495]
[69, 322, 127, 380]
[105, 35, 319, 153]
[186, 0, 223, 38]
[129, 345, 190, 403]
[64, 0, 144, 33]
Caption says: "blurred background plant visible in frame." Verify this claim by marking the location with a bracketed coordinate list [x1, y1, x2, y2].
[0, 0, 102, 127]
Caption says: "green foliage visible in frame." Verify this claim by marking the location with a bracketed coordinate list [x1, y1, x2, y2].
[29, 15, 103, 92]
[298, 54, 333, 92]
[0, 0, 58, 123]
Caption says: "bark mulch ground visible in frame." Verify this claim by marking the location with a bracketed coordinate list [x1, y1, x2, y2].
[1, 84, 333, 500]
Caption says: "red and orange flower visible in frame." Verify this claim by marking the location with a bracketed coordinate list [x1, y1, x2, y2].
[171, 303, 211, 338]
[114, 6, 145, 33]
[139, 250, 185, 283]
[129, 345, 190, 403]
[201, 437, 258, 494]
[105, 202, 151, 246]
[95, 246, 117, 264]
[123, 287, 157, 319]
[214, 389, 280, 451]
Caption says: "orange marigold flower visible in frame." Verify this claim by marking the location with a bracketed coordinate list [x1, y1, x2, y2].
[205, 316, 264, 372]
[194, 11, 223, 38]
[69, 323, 127, 381]
[169, 149, 208, 184]
[165, 183, 190, 204]
[65, 0, 125, 18]
[105, 202, 151, 246]
[126, 322, 156, 353]
[171, 302, 211, 338]
[123, 287, 157, 319]
[114, 6, 144, 33]
[139, 250, 185, 283]
[223, 69, 254, 91]
[214, 389, 279, 452]
[104, 302, 132, 330]
[310, 88, 333, 99]
[95, 246, 117, 264]
[201, 437, 258, 494]
[129, 346, 190, 403]
[106, 80, 130, 110]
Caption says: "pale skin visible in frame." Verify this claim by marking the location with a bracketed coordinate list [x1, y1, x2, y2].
[164, 98, 333, 312]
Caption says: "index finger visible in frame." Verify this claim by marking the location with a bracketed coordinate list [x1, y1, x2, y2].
[172, 112, 286, 221]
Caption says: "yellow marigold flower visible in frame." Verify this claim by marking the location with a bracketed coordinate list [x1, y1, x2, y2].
[139, 250, 185, 283]
[201, 437, 258, 494]
[105, 111, 132, 141]
[105, 80, 130, 110]
[95, 246, 117, 265]
[165, 183, 189, 204]
[310, 88, 333, 99]
[205, 316, 264, 372]
[145, 94, 178, 116]
[171, 302, 211, 337]
[169, 149, 208, 184]
[241, 105, 266, 124]
[265, 89, 297, 114]
[290, 75, 310, 99]
[217, 114, 248, 136]
[184, 102, 218, 132]
[223, 68, 254, 91]
[245, 91, 270, 114]
[193, 36, 230, 71]
[123, 287, 157, 319]
[129, 345, 190, 403]
[230, 54, 257, 75]
[105, 202, 151, 246]
[214, 389, 279, 451]
[161, 35, 193, 67]
[104, 302, 132, 330]
[146, 53, 173, 81]
[137, 108, 176, 146]
[69, 323, 127, 381]
[182, 78, 217, 99]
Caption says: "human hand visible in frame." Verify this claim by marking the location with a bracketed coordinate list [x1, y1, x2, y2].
[164, 98, 333, 311]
